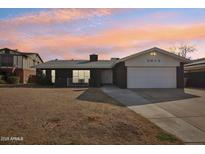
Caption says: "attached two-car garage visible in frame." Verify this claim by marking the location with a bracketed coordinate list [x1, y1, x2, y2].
[127, 67, 176, 88]
[116, 47, 189, 89]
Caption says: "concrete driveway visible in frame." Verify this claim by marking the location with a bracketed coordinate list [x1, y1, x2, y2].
[102, 86, 205, 144]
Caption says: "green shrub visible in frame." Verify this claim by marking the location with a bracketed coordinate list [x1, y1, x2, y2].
[28, 75, 36, 83]
[0, 79, 6, 84]
[0, 75, 5, 80]
[7, 76, 20, 84]
[156, 133, 177, 142]
[0, 75, 7, 84]
[36, 75, 51, 85]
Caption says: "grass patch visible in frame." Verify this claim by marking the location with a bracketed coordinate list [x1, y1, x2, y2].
[87, 115, 101, 122]
[0, 87, 182, 144]
[0, 79, 7, 84]
[156, 133, 177, 142]
[47, 117, 61, 123]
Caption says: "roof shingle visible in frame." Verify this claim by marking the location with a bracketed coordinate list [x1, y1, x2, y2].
[36, 60, 116, 69]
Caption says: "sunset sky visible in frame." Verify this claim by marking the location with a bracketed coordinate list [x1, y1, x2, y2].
[0, 8, 205, 61]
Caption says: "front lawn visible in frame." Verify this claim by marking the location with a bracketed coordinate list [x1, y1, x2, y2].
[0, 87, 182, 144]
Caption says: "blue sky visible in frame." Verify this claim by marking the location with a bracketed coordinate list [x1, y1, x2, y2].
[0, 8, 205, 60]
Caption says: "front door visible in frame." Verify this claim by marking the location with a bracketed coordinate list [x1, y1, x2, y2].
[101, 70, 113, 84]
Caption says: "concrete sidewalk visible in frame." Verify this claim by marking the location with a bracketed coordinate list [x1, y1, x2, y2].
[102, 86, 205, 144]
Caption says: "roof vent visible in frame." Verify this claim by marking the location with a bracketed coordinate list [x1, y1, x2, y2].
[90, 54, 98, 62]
[111, 58, 119, 61]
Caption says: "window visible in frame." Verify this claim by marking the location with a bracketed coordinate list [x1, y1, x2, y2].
[51, 70, 55, 83]
[5, 50, 10, 54]
[42, 70, 46, 75]
[84, 70, 90, 83]
[72, 70, 90, 84]
[73, 70, 79, 83]
[1, 55, 13, 66]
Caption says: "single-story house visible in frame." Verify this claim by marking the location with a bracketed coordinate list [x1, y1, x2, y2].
[184, 58, 205, 87]
[36, 47, 189, 88]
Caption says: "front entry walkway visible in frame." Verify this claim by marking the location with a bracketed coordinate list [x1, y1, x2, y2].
[102, 86, 205, 144]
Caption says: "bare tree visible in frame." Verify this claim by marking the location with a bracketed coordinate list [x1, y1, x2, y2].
[169, 44, 196, 59]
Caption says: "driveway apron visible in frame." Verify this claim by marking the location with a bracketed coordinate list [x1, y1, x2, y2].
[102, 86, 205, 144]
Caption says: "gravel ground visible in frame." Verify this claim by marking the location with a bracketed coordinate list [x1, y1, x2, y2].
[0, 87, 182, 144]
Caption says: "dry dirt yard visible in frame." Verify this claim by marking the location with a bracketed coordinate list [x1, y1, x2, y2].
[0, 87, 182, 144]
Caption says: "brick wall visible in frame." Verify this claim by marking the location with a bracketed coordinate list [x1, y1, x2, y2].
[23, 69, 36, 83]
[15, 68, 36, 83]
[14, 69, 24, 83]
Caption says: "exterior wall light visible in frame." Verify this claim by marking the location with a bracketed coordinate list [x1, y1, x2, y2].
[150, 52, 157, 56]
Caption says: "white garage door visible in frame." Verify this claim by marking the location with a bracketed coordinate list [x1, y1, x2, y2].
[127, 67, 176, 88]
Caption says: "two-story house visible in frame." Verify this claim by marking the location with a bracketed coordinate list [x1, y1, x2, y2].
[0, 48, 43, 83]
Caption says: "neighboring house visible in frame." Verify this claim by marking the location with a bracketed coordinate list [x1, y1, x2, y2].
[0, 48, 43, 83]
[36, 47, 189, 88]
[184, 58, 205, 87]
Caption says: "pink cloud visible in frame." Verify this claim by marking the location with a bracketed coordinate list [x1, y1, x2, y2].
[0, 9, 117, 26]
[1, 9, 205, 60]
[148, 11, 179, 20]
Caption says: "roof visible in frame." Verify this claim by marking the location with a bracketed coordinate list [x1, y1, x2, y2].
[184, 58, 205, 71]
[0, 48, 43, 62]
[119, 47, 190, 63]
[36, 60, 116, 69]
[36, 47, 191, 69]
[185, 58, 205, 67]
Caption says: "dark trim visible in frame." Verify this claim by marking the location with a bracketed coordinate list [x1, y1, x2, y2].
[185, 62, 205, 67]
[22, 55, 24, 68]
[16, 55, 18, 67]
[185, 70, 205, 87]
[89, 69, 101, 87]
[46, 69, 52, 83]
[185, 68, 205, 73]
[177, 62, 184, 88]
[113, 62, 127, 88]
[55, 69, 72, 87]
